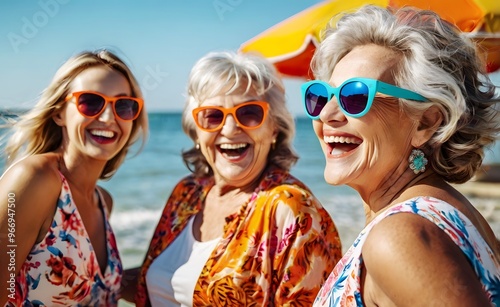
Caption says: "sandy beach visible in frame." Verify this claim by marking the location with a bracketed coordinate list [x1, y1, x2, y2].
[453, 177, 500, 237]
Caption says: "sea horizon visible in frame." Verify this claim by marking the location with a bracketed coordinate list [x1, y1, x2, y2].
[0, 111, 498, 307]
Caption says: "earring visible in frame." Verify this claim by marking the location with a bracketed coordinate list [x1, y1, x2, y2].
[272, 139, 276, 150]
[408, 149, 428, 174]
[195, 143, 200, 150]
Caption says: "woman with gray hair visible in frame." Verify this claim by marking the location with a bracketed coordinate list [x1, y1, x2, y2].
[123, 51, 342, 306]
[302, 5, 500, 307]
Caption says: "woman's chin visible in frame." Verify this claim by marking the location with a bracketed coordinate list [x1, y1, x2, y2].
[323, 172, 344, 186]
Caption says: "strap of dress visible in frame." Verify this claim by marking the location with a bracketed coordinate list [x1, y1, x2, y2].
[95, 186, 110, 216]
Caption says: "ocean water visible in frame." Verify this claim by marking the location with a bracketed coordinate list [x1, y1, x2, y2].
[1, 111, 499, 306]
[97, 113, 500, 269]
[0, 76, 497, 274]
[0, 111, 498, 271]
[1, 76, 499, 269]
[100, 113, 367, 268]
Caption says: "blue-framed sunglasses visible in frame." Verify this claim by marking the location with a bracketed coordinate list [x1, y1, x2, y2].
[301, 77, 428, 119]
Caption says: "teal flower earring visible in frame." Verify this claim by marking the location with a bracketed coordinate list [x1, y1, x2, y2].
[409, 149, 428, 174]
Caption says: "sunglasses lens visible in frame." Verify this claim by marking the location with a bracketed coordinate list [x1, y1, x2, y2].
[339, 81, 369, 115]
[235, 104, 265, 128]
[77, 93, 105, 117]
[115, 99, 140, 120]
[305, 83, 329, 117]
[196, 108, 224, 130]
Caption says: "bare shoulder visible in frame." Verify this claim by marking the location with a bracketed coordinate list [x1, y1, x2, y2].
[0, 153, 63, 278]
[363, 212, 453, 264]
[1, 154, 61, 196]
[362, 212, 490, 306]
[1, 154, 62, 218]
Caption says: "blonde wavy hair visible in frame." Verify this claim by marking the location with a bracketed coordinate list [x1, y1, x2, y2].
[312, 5, 500, 183]
[3, 49, 149, 179]
[181, 51, 298, 177]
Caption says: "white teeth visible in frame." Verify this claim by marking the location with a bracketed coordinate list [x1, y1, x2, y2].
[331, 148, 345, 156]
[219, 143, 247, 149]
[90, 129, 115, 138]
[324, 136, 361, 144]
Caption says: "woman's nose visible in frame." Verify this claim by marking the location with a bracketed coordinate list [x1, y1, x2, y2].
[320, 96, 346, 123]
[220, 114, 240, 134]
[98, 102, 116, 122]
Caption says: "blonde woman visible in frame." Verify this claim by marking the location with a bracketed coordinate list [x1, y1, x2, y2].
[0, 49, 148, 306]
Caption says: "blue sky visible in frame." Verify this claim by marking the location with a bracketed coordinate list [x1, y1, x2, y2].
[0, 0, 325, 114]
[1, 0, 499, 115]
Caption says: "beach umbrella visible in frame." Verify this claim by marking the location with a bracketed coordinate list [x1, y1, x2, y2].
[239, 0, 500, 78]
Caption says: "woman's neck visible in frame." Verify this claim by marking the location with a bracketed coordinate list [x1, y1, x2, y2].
[57, 152, 104, 196]
[362, 170, 439, 223]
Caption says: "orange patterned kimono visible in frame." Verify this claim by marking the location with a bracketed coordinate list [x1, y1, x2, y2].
[135, 166, 342, 306]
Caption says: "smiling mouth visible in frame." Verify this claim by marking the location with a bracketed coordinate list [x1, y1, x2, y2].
[89, 129, 117, 143]
[324, 136, 361, 156]
[217, 143, 249, 157]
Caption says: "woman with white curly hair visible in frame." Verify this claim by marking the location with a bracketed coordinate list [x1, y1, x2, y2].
[303, 5, 500, 306]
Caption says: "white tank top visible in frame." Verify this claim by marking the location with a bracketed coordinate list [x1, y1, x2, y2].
[146, 216, 220, 306]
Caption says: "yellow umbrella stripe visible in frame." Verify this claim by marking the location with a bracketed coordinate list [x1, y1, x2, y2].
[240, 0, 387, 59]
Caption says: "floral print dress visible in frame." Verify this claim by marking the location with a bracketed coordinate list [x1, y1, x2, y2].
[314, 196, 500, 307]
[135, 165, 342, 307]
[6, 172, 122, 307]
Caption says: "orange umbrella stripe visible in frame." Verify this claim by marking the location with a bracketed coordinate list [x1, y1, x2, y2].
[240, 0, 500, 76]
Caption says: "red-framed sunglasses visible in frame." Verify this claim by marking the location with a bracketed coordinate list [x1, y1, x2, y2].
[192, 101, 269, 132]
[65, 91, 144, 121]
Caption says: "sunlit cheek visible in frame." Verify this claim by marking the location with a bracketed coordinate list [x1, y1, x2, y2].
[373, 103, 417, 143]
[353, 118, 387, 170]
[366, 141, 381, 169]
[253, 136, 271, 155]
[312, 121, 322, 138]
[122, 122, 134, 140]
[205, 149, 216, 170]
[202, 139, 219, 166]
[370, 103, 398, 123]
[364, 122, 410, 173]
[125, 122, 134, 136]
[261, 147, 275, 175]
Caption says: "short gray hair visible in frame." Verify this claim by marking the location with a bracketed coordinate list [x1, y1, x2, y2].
[181, 51, 298, 176]
[312, 5, 500, 183]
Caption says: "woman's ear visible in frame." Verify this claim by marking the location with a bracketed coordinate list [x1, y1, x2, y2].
[412, 106, 443, 147]
[52, 110, 65, 127]
[272, 126, 280, 145]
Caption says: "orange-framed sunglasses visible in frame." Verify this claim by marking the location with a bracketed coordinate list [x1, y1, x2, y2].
[192, 101, 269, 132]
[65, 91, 144, 121]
